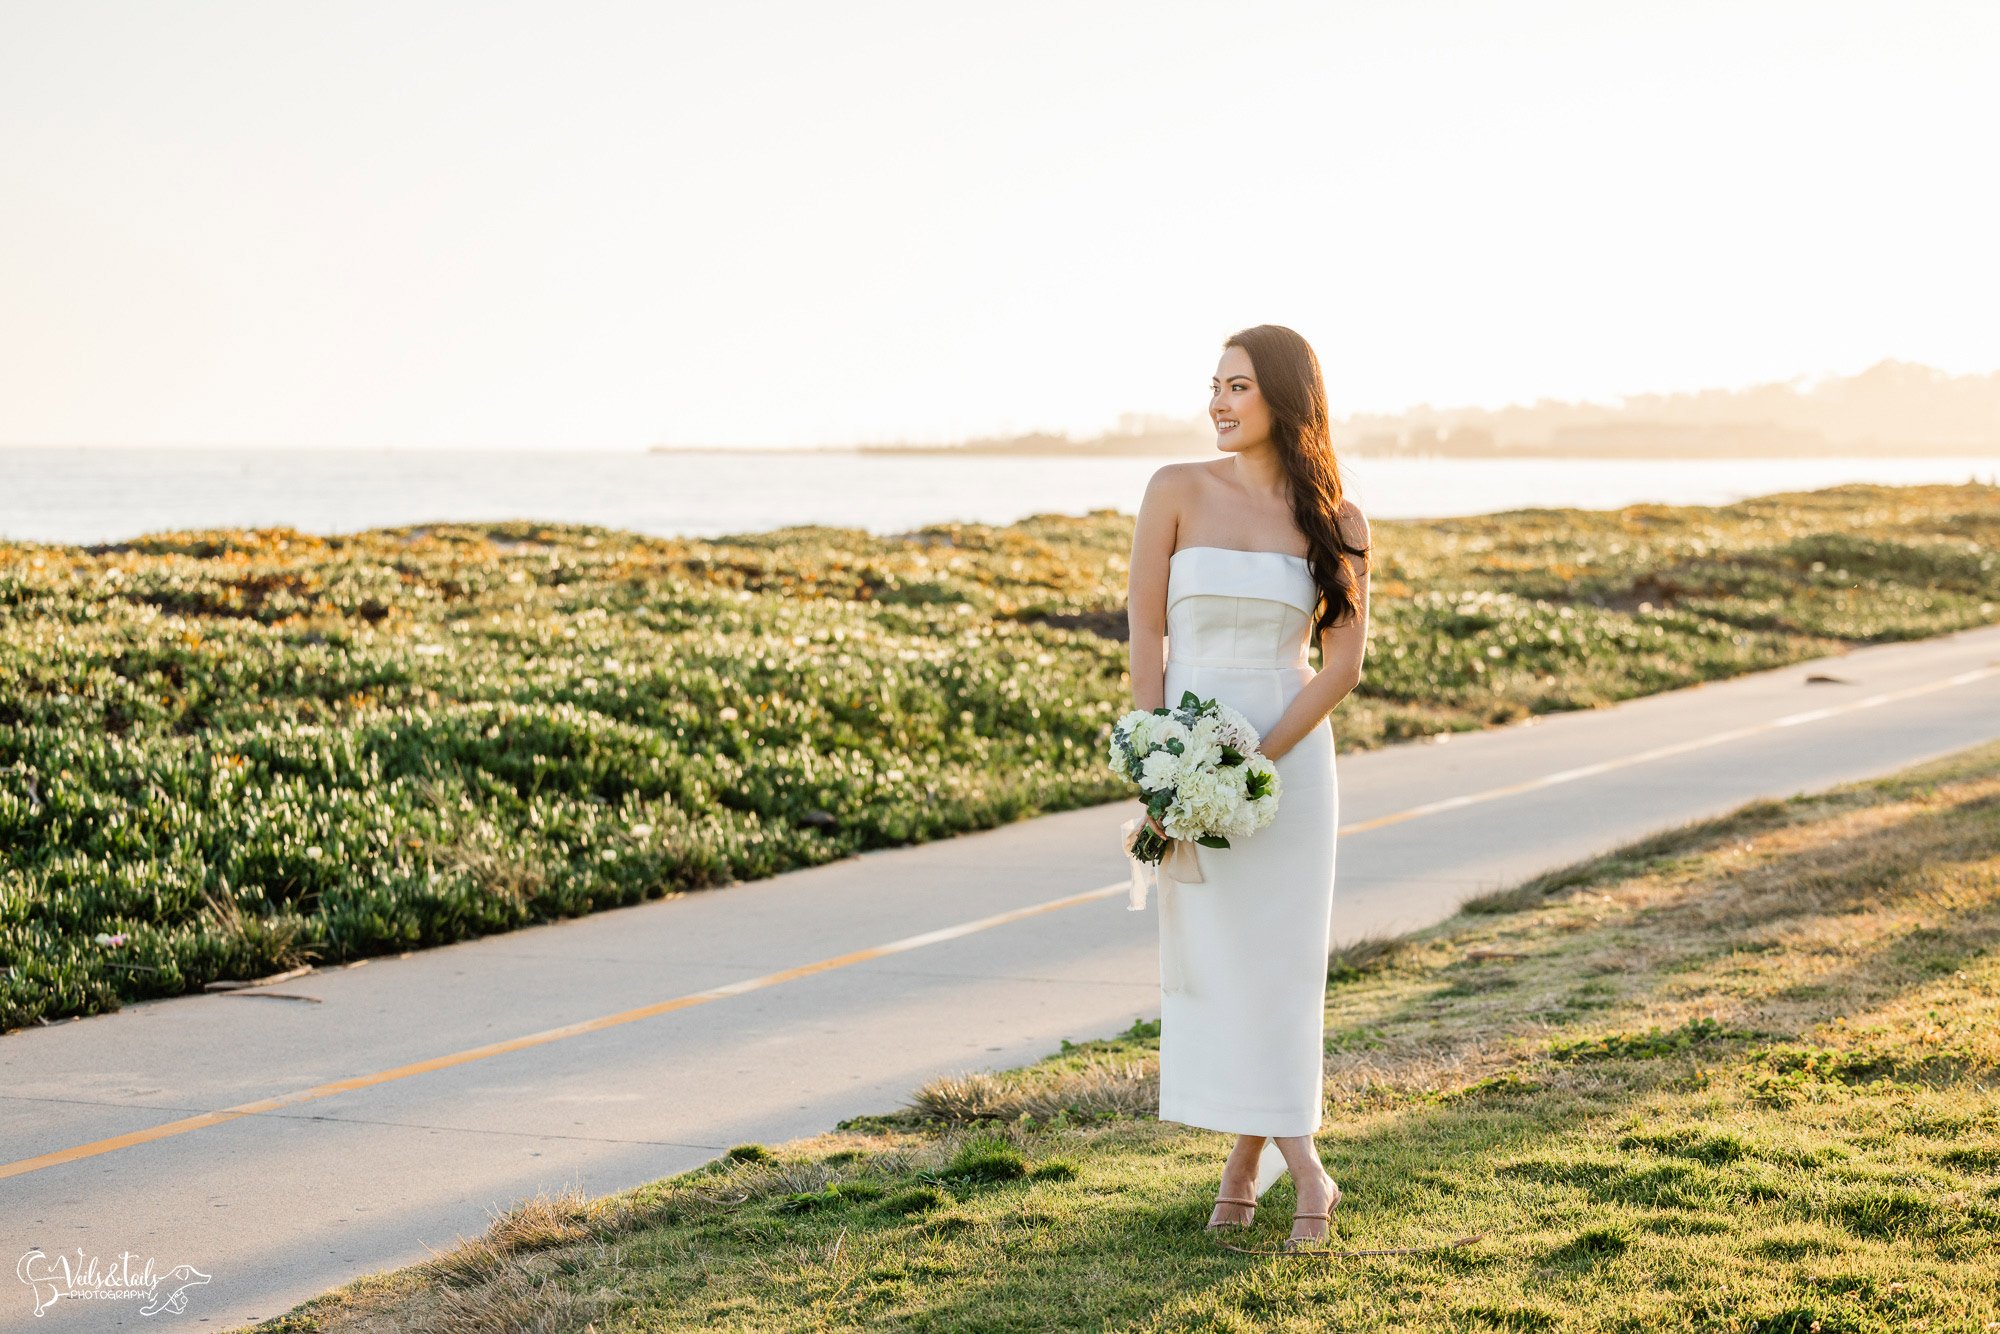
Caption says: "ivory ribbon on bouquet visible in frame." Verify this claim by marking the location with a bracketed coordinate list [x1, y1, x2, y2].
[1118, 815, 1204, 994]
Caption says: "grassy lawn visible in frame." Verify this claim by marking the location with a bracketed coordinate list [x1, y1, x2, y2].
[2, 480, 1995, 1030]
[245, 738, 2000, 1333]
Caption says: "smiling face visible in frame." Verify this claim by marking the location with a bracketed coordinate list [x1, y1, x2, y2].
[1210, 345, 1272, 451]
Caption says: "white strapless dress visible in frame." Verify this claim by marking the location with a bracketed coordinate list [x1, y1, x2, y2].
[1155, 545, 1339, 1144]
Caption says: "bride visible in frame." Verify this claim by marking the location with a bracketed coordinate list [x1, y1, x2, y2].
[1124, 323, 1372, 1250]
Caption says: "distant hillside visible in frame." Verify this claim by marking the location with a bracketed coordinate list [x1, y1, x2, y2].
[1341, 359, 2000, 458]
[683, 360, 1996, 458]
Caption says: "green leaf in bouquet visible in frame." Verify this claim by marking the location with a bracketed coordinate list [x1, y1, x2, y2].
[1195, 833, 1230, 849]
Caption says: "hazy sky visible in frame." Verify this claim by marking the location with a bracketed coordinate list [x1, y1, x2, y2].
[3, 0, 1995, 450]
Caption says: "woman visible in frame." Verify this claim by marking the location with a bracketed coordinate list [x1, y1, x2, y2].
[1125, 324, 1371, 1251]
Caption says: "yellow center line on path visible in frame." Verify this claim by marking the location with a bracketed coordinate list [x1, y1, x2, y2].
[0, 883, 1125, 1181]
[5, 662, 1993, 1181]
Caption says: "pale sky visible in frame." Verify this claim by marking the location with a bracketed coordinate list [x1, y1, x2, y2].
[2, 0, 1995, 450]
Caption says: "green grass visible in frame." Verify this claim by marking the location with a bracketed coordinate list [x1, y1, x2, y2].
[2, 481, 1996, 1030]
[242, 739, 2000, 1332]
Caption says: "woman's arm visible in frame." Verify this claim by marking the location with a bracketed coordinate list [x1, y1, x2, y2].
[1126, 465, 1185, 711]
[1260, 500, 1371, 761]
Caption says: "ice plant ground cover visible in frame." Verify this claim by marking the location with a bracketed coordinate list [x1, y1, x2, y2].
[0, 481, 1996, 1029]
[1109, 690, 1279, 864]
[246, 739, 2000, 1332]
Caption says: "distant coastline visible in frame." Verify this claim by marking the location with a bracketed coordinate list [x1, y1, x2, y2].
[651, 358, 2000, 460]
[650, 437, 2000, 459]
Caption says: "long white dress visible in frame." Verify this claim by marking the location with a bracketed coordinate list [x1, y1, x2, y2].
[1155, 545, 1339, 1141]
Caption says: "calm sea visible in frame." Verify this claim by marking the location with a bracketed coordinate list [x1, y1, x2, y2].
[1, 447, 1994, 547]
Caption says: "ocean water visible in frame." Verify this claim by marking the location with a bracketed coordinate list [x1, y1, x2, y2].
[1, 446, 1993, 547]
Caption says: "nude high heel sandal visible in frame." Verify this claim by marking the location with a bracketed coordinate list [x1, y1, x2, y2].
[1207, 1139, 1288, 1230]
[1281, 1176, 1342, 1252]
[1205, 1192, 1258, 1231]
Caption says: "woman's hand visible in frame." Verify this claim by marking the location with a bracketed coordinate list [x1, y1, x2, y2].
[1141, 805, 1166, 840]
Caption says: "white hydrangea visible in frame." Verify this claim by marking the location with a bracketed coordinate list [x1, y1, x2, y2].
[1162, 765, 1234, 838]
[1242, 759, 1283, 835]
[1178, 726, 1223, 772]
[1139, 746, 1189, 791]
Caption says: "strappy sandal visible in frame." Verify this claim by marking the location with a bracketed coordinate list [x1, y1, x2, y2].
[1280, 1179, 1342, 1252]
[1205, 1194, 1258, 1231]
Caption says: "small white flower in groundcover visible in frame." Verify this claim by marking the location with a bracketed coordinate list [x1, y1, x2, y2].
[631, 823, 653, 838]
[719, 706, 740, 721]
[94, 932, 128, 947]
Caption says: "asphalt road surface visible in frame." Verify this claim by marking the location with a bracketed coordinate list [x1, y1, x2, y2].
[4, 622, 1997, 1332]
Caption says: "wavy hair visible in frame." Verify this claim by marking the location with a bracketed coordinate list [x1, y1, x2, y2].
[1223, 323, 1370, 637]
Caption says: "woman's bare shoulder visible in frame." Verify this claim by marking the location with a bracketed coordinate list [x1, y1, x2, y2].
[1140, 460, 1216, 510]
[1147, 459, 1215, 487]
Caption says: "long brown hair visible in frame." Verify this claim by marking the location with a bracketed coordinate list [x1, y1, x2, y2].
[1223, 324, 1370, 637]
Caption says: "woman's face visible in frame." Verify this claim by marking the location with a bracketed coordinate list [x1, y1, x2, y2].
[1209, 346, 1271, 451]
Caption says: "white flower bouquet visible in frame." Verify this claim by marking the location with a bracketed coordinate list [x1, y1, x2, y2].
[1109, 690, 1281, 908]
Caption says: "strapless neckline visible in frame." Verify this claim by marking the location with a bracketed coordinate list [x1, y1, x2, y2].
[1171, 545, 1310, 564]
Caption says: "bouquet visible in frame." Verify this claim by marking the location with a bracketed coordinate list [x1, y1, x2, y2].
[1108, 689, 1281, 909]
